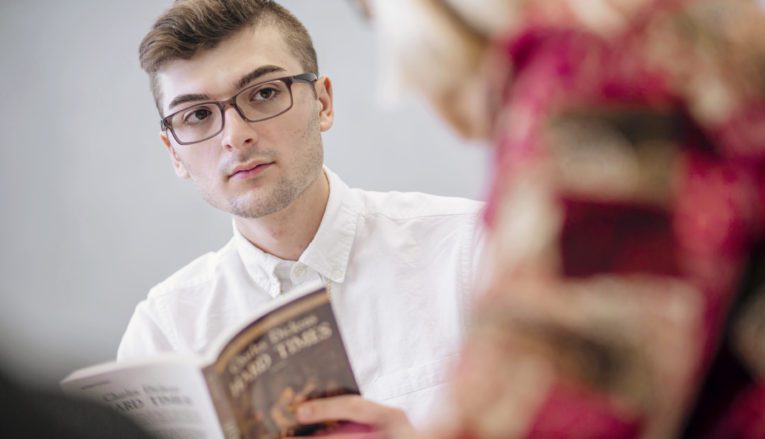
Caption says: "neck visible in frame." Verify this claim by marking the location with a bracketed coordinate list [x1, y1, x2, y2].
[234, 171, 330, 261]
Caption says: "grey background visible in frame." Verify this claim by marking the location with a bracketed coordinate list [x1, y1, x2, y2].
[0, 0, 487, 385]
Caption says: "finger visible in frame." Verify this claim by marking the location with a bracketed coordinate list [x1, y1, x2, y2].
[283, 424, 381, 439]
[296, 395, 407, 428]
[284, 433, 382, 439]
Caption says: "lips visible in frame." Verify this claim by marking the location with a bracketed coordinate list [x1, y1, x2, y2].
[229, 161, 274, 180]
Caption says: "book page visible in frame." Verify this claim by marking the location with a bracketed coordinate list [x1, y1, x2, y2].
[203, 286, 360, 439]
[62, 358, 224, 439]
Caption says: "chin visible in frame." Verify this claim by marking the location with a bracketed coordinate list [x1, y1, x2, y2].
[227, 189, 295, 219]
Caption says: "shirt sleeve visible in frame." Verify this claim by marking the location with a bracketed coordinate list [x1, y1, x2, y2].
[458, 207, 488, 323]
[468, 211, 487, 289]
[116, 299, 175, 360]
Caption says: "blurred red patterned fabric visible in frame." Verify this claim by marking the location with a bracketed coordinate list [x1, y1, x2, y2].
[448, 1, 765, 438]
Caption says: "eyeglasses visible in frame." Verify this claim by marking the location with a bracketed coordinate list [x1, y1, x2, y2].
[161, 72, 318, 145]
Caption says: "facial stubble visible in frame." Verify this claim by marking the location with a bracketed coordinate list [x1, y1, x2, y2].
[197, 111, 324, 219]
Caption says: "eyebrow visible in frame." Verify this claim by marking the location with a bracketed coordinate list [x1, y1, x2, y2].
[166, 65, 287, 111]
[168, 93, 210, 110]
[235, 65, 286, 90]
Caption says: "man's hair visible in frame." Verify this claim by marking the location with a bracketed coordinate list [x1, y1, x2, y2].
[139, 0, 318, 115]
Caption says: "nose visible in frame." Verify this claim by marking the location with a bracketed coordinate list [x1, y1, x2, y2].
[220, 106, 258, 150]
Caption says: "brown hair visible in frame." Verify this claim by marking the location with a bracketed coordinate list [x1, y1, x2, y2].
[139, 0, 318, 115]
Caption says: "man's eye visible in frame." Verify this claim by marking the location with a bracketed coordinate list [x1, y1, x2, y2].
[183, 108, 213, 125]
[250, 87, 279, 103]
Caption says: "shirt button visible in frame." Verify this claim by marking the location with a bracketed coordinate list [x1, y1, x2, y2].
[294, 265, 306, 277]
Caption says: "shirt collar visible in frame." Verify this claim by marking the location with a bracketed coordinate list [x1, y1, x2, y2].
[233, 222, 282, 295]
[232, 167, 359, 291]
[299, 167, 359, 283]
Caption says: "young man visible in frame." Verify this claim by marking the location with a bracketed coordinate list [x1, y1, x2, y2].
[118, 0, 483, 433]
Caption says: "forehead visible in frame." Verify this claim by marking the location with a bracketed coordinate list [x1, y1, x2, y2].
[157, 23, 303, 112]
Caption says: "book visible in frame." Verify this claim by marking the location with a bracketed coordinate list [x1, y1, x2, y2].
[61, 282, 360, 439]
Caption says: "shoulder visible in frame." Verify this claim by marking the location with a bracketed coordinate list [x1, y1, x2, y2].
[118, 239, 239, 359]
[147, 238, 236, 300]
[351, 188, 484, 221]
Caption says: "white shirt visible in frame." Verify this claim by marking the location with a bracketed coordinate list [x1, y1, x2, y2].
[118, 169, 484, 426]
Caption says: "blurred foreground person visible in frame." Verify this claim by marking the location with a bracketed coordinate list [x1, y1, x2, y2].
[0, 369, 154, 438]
[366, 0, 765, 437]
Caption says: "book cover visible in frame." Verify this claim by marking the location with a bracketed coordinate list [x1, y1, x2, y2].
[61, 282, 360, 439]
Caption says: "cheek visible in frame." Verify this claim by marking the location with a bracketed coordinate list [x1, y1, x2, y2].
[178, 149, 221, 183]
[273, 111, 320, 154]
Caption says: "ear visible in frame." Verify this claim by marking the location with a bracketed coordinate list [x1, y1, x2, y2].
[160, 131, 190, 179]
[315, 75, 334, 132]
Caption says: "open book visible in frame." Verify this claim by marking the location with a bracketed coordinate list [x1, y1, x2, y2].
[61, 282, 360, 439]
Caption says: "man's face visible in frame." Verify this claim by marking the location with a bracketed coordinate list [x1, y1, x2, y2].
[157, 24, 333, 219]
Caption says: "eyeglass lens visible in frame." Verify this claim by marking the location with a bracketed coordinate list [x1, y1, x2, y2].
[169, 79, 293, 144]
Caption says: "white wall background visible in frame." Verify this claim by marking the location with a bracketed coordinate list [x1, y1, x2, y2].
[0, 0, 487, 385]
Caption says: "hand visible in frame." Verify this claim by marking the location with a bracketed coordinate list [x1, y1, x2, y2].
[286, 395, 420, 439]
